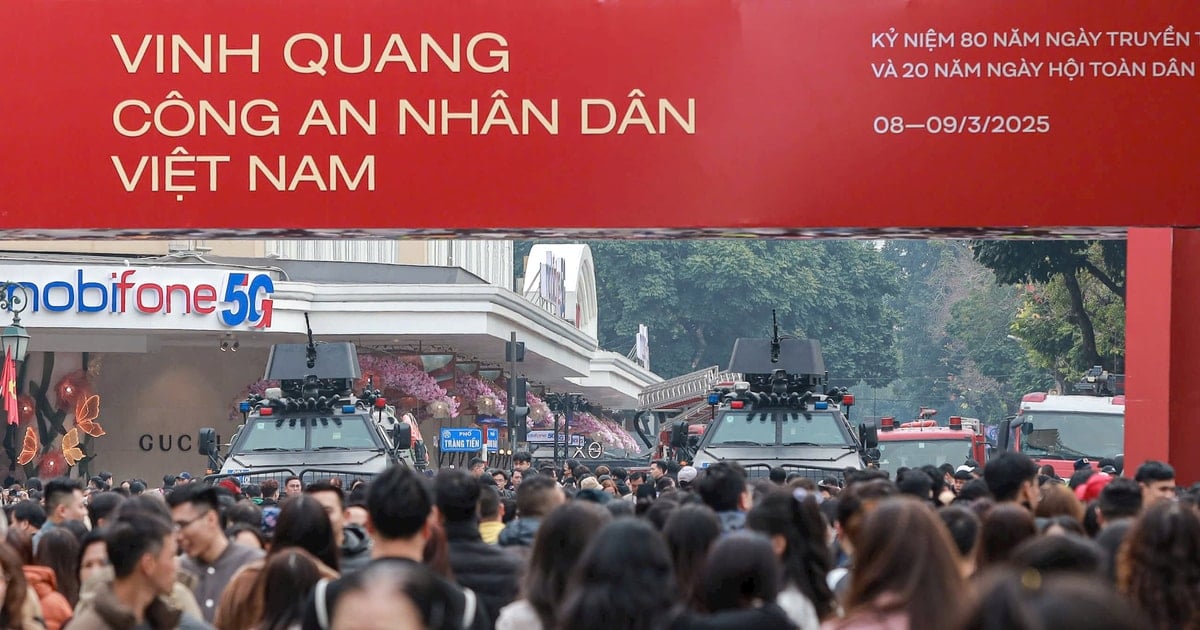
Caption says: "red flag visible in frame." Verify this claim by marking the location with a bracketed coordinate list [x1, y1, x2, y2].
[2, 348, 16, 426]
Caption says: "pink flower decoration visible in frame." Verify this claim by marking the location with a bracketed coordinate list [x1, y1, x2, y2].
[231, 353, 465, 421]
[548, 410, 640, 452]
[456, 374, 507, 416]
[358, 354, 459, 417]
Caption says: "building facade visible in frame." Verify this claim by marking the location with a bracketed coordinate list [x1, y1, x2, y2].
[0, 241, 655, 481]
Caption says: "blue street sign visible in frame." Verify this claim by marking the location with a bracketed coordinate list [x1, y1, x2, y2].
[487, 427, 499, 453]
[440, 427, 483, 453]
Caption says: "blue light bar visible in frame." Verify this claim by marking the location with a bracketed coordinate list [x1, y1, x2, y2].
[707, 393, 720, 405]
[238, 401, 251, 413]
[814, 401, 829, 410]
[341, 404, 356, 413]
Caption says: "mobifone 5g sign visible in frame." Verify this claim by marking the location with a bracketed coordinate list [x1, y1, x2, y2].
[3, 265, 275, 330]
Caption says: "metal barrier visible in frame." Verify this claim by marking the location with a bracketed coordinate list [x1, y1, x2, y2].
[203, 467, 381, 488]
[435, 451, 513, 472]
[741, 464, 844, 484]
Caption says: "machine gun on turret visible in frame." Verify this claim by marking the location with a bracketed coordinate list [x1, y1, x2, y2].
[673, 312, 880, 479]
[199, 315, 418, 479]
[1072, 365, 1125, 397]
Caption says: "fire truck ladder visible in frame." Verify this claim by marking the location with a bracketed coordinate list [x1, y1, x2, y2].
[639, 366, 742, 411]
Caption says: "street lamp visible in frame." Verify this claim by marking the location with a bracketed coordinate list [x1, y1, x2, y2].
[0, 283, 30, 363]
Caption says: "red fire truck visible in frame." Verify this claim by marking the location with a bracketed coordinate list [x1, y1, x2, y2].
[998, 367, 1125, 479]
[874, 410, 988, 476]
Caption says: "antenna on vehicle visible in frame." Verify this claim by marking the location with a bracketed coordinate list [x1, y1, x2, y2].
[770, 309, 780, 363]
[305, 313, 317, 369]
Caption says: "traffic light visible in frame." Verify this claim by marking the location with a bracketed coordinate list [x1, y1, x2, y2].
[509, 376, 530, 441]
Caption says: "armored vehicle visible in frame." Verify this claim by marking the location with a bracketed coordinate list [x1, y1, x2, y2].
[199, 335, 416, 486]
[683, 334, 879, 482]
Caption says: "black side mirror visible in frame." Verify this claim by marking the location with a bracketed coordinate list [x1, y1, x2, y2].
[669, 421, 689, 449]
[393, 424, 413, 450]
[860, 422, 879, 449]
[997, 419, 1012, 452]
[198, 428, 217, 457]
[1020, 422, 1034, 436]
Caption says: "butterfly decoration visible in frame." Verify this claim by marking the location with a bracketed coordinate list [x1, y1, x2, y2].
[74, 395, 105, 437]
[16, 426, 39, 466]
[62, 428, 85, 467]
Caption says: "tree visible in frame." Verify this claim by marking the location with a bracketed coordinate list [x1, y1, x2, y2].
[969, 240, 1128, 376]
[519, 240, 902, 381]
[944, 283, 1054, 419]
[880, 240, 1053, 424]
[970, 241, 1125, 372]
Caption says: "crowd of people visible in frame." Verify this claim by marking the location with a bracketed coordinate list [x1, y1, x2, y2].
[0, 451, 1192, 629]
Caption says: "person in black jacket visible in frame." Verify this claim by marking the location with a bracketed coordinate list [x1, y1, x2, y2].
[498, 474, 565, 552]
[305, 481, 372, 573]
[437, 468, 523, 624]
[302, 464, 490, 630]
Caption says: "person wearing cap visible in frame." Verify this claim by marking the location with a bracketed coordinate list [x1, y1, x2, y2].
[677, 466, 698, 489]
[818, 477, 842, 500]
[176, 472, 194, 486]
[952, 468, 974, 494]
[216, 478, 242, 500]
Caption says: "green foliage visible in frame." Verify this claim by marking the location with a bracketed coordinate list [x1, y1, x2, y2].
[520, 240, 902, 382]
[514, 238, 1111, 427]
[881, 241, 1055, 424]
[972, 240, 1125, 376]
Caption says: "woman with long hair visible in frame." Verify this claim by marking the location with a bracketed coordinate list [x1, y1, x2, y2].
[0, 541, 43, 630]
[697, 532, 792, 629]
[496, 502, 611, 630]
[822, 497, 966, 630]
[214, 495, 339, 630]
[35, 527, 79, 607]
[748, 488, 836, 627]
[421, 521, 454, 581]
[3, 532, 30, 569]
[26, 528, 75, 630]
[663, 504, 722, 612]
[1035, 483, 1085, 524]
[1117, 500, 1200, 629]
[961, 567, 1147, 630]
[253, 548, 323, 630]
[76, 528, 110, 587]
[556, 519, 679, 630]
[976, 504, 1037, 572]
[8, 528, 70, 630]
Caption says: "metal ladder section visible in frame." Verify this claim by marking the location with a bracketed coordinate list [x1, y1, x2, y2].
[638, 365, 742, 410]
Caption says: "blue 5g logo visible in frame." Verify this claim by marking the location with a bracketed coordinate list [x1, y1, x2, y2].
[220, 273, 275, 328]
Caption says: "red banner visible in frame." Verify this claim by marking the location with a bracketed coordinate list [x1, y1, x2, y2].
[2, 0, 1199, 233]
